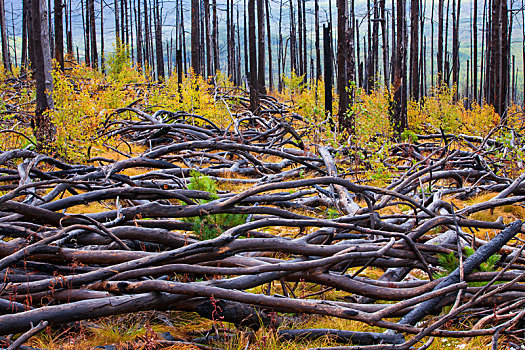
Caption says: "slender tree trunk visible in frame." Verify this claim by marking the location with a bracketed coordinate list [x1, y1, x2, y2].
[409, 0, 419, 100]
[88, 0, 97, 69]
[473, 0, 478, 103]
[22, 0, 29, 70]
[0, 0, 11, 72]
[31, 0, 55, 148]
[212, 0, 219, 72]
[372, 0, 379, 89]
[290, 0, 297, 73]
[81, 0, 90, 66]
[277, 0, 283, 90]
[191, 0, 200, 75]
[53, 0, 64, 70]
[114, 0, 120, 44]
[315, 0, 321, 80]
[154, 0, 164, 81]
[452, 0, 460, 98]
[380, 0, 389, 87]
[437, 0, 444, 82]
[101, 0, 104, 71]
[265, 0, 273, 91]
[243, 0, 248, 80]
[204, 0, 211, 77]
[488, 0, 508, 118]
[337, 0, 352, 134]
[391, 0, 407, 137]
[324, 24, 334, 131]
[136, 0, 143, 70]
[257, 0, 266, 93]
[143, 0, 150, 72]
[248, 0, 260, 113]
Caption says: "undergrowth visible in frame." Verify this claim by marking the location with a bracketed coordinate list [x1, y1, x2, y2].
[184, 170, 247, 240]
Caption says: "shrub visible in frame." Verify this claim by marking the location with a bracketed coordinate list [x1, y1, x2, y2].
[185, 171, 247, 240]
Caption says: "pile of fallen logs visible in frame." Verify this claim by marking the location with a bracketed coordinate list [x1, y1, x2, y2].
[0, 96, 525, 349]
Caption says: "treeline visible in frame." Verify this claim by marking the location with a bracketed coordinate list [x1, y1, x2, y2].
[0, 0, 522, 136]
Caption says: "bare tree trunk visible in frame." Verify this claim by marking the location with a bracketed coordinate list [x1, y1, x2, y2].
[265, 0, 273, 91]
[473, 0, 478, 103]
[31, 0, 55, 148]
[81, 0, 90, 66]
[324, 24, 334, 130]
[101, 0, 104, 71]
[114, 0, 120, 44]
[248, 0, 260, 113]
[380, 0, 389, 87]
[297, 0, 303, 77]
[257, 0, 266, 94]
[204, 0, 211, 77]
[88, 0, 97, 69]
[451, 0, 460, 98]
[437, 0, 444, 82]
[212, 0, 219, 73]
[191, 0, 200, 75]
[136, 0, 143, 70]
[244, 0, 248, 80]
[0, 0, 11, 72]
[290, 0, 297, 73]
[315, 0, 321, 80]
[154, 0, 164, 81]
[143, 0, 150, 72]
[488, 0, 508, 119]
[22, 0, 29, 70]
[277, 0, 283, 90]
[409, 0, 419, 100]
[337, 0, 353, 134]
[391, 0, 407, 137]
[53, 0, 64, 70]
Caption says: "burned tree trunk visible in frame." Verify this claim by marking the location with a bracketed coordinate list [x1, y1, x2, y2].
[154, 0, 164, 81]
[248, 0, 260, 113]
[54, 0, 64, 70]
[315, 0, 321, 80]
[452, 0, 460, 98]
[204, 0, 211, 76]
[487, 0, 509, 119]
[0, 0, 11, 72]
[88, 0, 97, 69]
[257, 0, 266, 94]
[390, 0, 407, 137]
[337, 0, 353, 134]
[437, 0, 444, 82]
[31, 0, 55, 148]
[191, 0, 201, 76]
[324, 24, 334, 130]
[409, 0, 419, 100]
[265, 0, 273, 91]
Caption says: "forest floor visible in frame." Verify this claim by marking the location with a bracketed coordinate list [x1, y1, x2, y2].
[1, 62, 525, 350]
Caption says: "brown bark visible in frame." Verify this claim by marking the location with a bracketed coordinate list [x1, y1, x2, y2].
[191, 0, 200, 76]
[54, 0, 64, 70]
[88, 0, 97, 68]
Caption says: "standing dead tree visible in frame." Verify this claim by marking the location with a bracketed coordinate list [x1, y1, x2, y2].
[31, 0, 55, 149]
